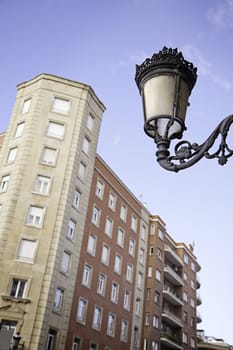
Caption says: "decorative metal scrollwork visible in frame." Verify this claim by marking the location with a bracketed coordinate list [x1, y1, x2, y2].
[155, 115, 233, 172]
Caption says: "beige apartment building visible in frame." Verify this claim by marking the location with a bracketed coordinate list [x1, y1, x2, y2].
[0, 74, 201, 350]
[0, 73, 105, 349]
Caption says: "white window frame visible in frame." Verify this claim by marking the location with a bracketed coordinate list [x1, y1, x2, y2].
[137, 272, 143, 289]
[9, 278, 27, 298]
[21, 98, 31, 114]
[52, 97, 70, 115]
[82, 136, 91, 155]
[105, 217, 113, 237]
[78, 162, 86, 180]
[101, 244, 110, 265]
[108, 192, 116, 211]
[0, 175, 10, 192]
[87, 113, 94, 131]
[53, 287, 64, 312]
[14, 122, 25, 138]
[26, 205, 45, 227]
[111, 282, 119, 303]
[82, 264, 92, 287]
[73, 189, 81, 209]
[97, 273, 106, 296]
[155, 269, 161, 281]
[6, 147, 18, 163]
[41, 147, 58, 166]
[77, 298, 87, 323]
[153, 315, 159, 328]
[87, 234, 97, 256]
[126, 263, 133, 283]
[92, 206, 101, 226]
[34, 175, 51, 195]
[96, 180, 104, 199]
[67, 219, 76, 240]
[17, 239, 37, 263]
[46, 121, 65, 139]
[117, 227, 124, 247]
[120, 320, 128, 342]
[131, 215, 137, 232]
[123, 290, 130, 311]
[158, 228, 164, 240]
[120, 204, 127, 222]
[128, 238, 135, 256]
[60, 251, 71, 274]
[92, 306, 102, 330]
[107, 313, 116, 337]
[114, 254, 122, 274]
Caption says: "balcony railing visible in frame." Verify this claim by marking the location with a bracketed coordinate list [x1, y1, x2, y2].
[163, 285, 183, 306]
[196, 311, 202, 323]
[196, 275, 201, 289]
[164, 244, 183, 267]
[162, 308, 183, 328]
[197, 293, 202, 305]
[164, 265, 184, 286]
[160, 332, 183, 350]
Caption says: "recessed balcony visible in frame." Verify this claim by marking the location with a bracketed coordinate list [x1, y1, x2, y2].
[160, 333, 183, 350]
[163, 286, 183, 306]
[162, 308, 183, 328]
[164, 265, 184, 286]
[164, 245, 183, 267]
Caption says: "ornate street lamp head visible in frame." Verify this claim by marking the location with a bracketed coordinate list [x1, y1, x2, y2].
[135, 47, 233, 172]
[135, 47, 197, 142]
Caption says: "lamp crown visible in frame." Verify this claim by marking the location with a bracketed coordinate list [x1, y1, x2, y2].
[135, 46, 198, 91]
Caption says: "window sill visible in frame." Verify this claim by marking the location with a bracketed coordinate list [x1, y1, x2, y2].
[1, 295, 31, 304]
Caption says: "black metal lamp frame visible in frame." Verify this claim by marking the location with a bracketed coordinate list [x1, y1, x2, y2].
[135, 47, 233, 172]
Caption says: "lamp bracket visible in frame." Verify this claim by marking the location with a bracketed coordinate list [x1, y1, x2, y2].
[155, 114, 233, 172]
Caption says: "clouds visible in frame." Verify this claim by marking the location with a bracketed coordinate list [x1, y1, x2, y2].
[182, 45, 232, 90]
[208, 0, 233, 28]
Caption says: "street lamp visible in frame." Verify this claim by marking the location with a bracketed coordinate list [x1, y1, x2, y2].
[135, 47, 233, 172]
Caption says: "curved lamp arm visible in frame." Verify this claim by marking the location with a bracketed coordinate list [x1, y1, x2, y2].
[155, 114, 233, 172]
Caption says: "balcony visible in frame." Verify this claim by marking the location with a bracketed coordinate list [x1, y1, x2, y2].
[196, 311, 202, 323]
[165, 245, 183, 267]
[197, 293, 202, 305]
[161, 333, 183, 349]
[162, 308, 183, 328]
[196, 275, 201, 289]
[163, 286, 183, 306]
[164, 265, 184, 286]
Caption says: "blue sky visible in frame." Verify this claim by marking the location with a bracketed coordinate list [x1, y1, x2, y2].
[1, 0, 233, 344]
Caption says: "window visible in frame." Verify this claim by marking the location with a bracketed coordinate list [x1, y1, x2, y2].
[82, 136, 90, 155]
[97, 273, 106, 296]
[190, 298, 195, 308]
[147, 267, 152, 277]
[120, 320, 128, 341]
[191, 337, 195, 348]
[26, 205, 45, 227]
[111, 282, 119, 303]
[139, 248, 145, 264]
[153, 315, 159, 328]
[9, 278, 27, 298]
[152, 341, 158, 350]
[150, 223, 155, 235]
[158, 228, 164, 240]
[101, 244, 110, 265]
[107, 313, 116, 337]
[183, 291, 188, 303]
[78, 162, 86, 180]
[131, 215, 137, 231]
[21, 98, 31, 114]
[137, 272, 143, 289]
[17, 239, 37, 262]
[145, 313, 150, 325]
[154, 291, 160, 304]
[129, 239, 135, 256]
[157, 248, 162, 260]
[183, 272, 188, 282]
[87, 113, 94, 131]
[191, 316, 195, 328]
[47, 121, 65, 139]
[146, 288, 151, 300]
[92, 206, 100, 226]
[141, 224, 146, 240]
[0, 175, 10, 192]
[105, 217, 113, 237]
[126, 264, 133, 282]
[15, 122, 25, 138]
[34, 175, 51, 195]
[61, 251, 71, 274]
[77, 298, 87, 323]
[87, 234, 97, 256]
[41, 147, 57, 166]
[67, 219, 76, 239]
[123, 290, 130, 310]
[135, 298, 141, 315]
[133, 328, 139, 347]
[108, 192, 116, 211]
[89, 343, 98, 350]
[0, 203, 2, 213]
[53, 288, 64, 312]
[184, 253, 189, 264]
[155, 269, 161, 281]
[183, 311, 188, 324]
[72, 337, 81, 350]
[6, 147, 17, 163]
[73, 190, 81, 209]
[117, 228, 124, 247]
[114, 254, 122, 274]
[120, 204, 127, 222]
[96, 180, 104, 198]
[46, 329, 57, 350]
[191, 279, 195, 289]
[182, 332, 188, 344]
[191, 261, 195, 271]
[92, 306, 102, 330]
[52, 97, 70, 115]
[82, 265, 92, 287]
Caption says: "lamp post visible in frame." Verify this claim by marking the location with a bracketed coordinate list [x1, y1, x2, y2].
[135, 47, 233, 172]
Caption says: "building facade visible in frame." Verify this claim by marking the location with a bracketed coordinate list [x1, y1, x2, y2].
[0, 74, 201, 350]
